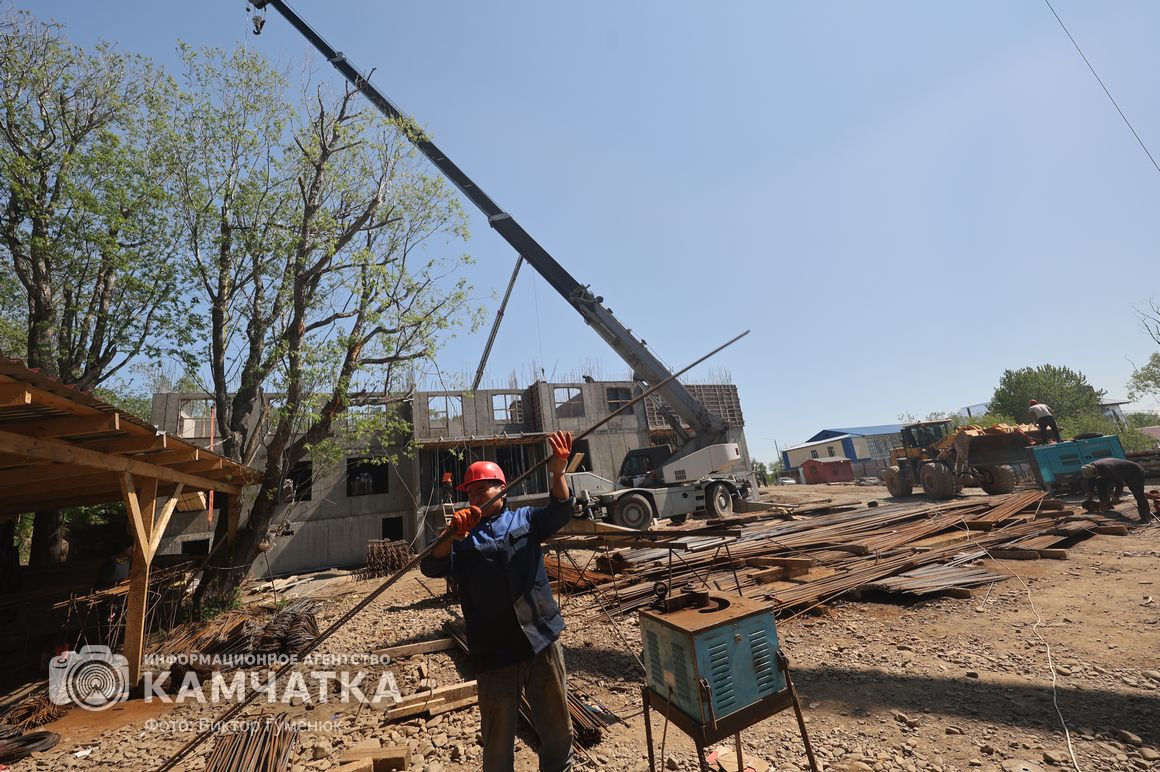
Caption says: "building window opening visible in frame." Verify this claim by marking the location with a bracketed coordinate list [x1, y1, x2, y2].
[606, 387, 633, 413]
[347, 457, 390, 497]
[492, 393, 524, 423]
[287, 462, 313, 502]
[428, 395, 463, 428]
[554, 387, 584, 419]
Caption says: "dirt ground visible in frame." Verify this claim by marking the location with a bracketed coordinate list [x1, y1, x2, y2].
[22, 484, 1160, 771]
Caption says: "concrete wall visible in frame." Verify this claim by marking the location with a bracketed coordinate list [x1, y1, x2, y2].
[151, 377, 751, 576]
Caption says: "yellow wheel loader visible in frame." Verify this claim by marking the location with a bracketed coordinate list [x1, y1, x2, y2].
[883, 420, 1040, 500]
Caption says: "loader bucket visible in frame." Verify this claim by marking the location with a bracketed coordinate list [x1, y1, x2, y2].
[951, 428, 1036, 468]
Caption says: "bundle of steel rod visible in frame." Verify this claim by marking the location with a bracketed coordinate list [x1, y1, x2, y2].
[959, 490, 1046, 529]
[362, 539, 415, 578]
[566, 493, 1114, 617]
[867, 561, 1008, 596]
[149, 610, 264, 664]
[204, 713, 299, 772]
[255, 600, 320, 657]
[0, 694, 68, 731]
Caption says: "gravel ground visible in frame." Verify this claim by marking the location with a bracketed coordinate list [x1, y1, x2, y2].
[20, 485, 1160, 771]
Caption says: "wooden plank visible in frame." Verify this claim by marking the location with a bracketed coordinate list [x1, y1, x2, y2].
[1092, 525, 1130, 535]
[373, 637, 457, 658]
[746, 557, 815, 570]
[987, 549, 1040, 560]
[0, 412, 119, 439]
[427, 693, 478, 716]
[1038, 548, 1069, 560]
[0, 383, 32, 406]
[80, 434, 169, 454]
[0, 429, 243, 494]
[750, 567, 786, 584]
[338, 746, 411, 771]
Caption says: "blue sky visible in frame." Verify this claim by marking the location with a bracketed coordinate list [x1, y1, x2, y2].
[33, 1, 1160, 465]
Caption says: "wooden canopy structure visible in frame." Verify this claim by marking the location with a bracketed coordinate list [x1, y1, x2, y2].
[0, 357, 260, 684]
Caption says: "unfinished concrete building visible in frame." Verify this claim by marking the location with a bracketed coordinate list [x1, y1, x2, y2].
[151, 380, 751, 576]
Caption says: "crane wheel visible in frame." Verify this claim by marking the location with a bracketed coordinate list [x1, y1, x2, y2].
[611, 493, 653, 530]
[705, 482, 734, 518]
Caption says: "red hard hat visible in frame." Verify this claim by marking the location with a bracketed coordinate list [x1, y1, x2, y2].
[441, 472, 453, 484]
[459, 461, 506, 492]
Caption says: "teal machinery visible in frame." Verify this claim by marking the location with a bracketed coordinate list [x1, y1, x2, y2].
[1027, 435, 1126, 493]
[638, 583, 819, 772]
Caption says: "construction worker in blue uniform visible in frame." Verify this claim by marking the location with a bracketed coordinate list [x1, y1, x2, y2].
[420, 430, 575, 771]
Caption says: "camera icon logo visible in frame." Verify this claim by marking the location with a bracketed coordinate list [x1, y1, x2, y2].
[48, 645, 130, 711]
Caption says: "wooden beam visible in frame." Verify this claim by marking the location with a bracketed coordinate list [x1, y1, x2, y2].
[169, 458, 223, 474]
[120, 472, 157, 687]
[0, 463, 121, 488]
[0, 412, 120, 439]
[79, 434, 169, 454]
[149, 484, 183, 557]
[0, 429, 242, 494]
[137, 448, 200, 466]
[0, 383, 32, 406]
[372, 637, 457, 658]
[0, 475, 189, 511]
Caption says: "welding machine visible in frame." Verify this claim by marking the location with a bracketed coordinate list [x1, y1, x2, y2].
[637, 583, 818, 772]
[639, 583, 785, 725]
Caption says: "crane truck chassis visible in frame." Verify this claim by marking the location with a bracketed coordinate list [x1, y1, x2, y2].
[567, 442, 749, 529]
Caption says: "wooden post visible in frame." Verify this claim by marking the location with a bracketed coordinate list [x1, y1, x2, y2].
[120, 473, 157, 686]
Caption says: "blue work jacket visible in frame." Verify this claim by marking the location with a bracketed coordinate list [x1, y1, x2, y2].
[420, 496, 574, 672]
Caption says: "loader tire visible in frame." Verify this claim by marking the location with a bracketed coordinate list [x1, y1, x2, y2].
[705, 482, 734, 518]
[977, 464, 1017, 495]
[884, 465, 913, 498]
[611, 493, 653, 530]
[920, 463, 957, 500]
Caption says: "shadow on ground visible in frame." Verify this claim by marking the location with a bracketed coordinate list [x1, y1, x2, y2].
[794, 665, 1157, 744]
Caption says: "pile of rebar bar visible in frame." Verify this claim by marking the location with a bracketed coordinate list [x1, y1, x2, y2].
[204, 713, 299, 772]
[362, 539, 415, 578]
[255, 599, 320, 657]
[545, 491, 1131, 618]
[0, 694, 68, 731]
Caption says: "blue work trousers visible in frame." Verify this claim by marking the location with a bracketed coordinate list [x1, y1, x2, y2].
[477, 640, 573, 772]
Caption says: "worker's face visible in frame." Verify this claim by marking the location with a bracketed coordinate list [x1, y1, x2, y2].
[465, 480, 505, 516]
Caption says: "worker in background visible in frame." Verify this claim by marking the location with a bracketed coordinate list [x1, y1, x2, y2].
[1081, 458, 1152, 523]
[1028, 399, 1062, 442]
[420, 431, 575, 772]
[440, 471, 455, 504]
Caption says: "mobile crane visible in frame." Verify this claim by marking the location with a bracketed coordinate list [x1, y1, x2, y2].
[248, 1, 753, 528]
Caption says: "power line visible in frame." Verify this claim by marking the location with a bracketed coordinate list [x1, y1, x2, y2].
[1043, 0, 1160, 174]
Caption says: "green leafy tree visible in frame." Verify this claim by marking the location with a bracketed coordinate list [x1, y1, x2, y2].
[164, 47, 479, 610]
[989, 365, 1103, 424]
[1127, 352, 1160, 407]
[0, 10, 184, 565]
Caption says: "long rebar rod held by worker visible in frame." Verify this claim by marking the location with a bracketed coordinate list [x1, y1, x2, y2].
[154, 330, 747, 772]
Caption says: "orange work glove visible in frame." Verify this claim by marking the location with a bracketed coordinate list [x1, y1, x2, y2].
[548, 430, 572, 461]
[450, 506, 482, 538]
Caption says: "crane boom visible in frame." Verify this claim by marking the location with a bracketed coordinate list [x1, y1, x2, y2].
[251, 0, 731, 447]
